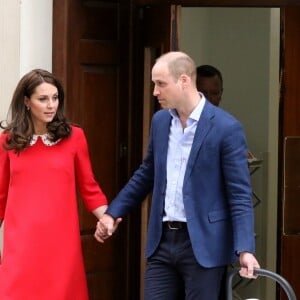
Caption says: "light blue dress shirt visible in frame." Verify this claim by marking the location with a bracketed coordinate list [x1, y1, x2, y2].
[163, 96, 206, 222]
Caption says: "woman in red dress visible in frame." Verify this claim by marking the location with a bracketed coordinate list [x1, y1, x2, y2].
[0, 69, 108, 299]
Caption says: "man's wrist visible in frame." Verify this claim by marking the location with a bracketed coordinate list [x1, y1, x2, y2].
[236, 250, 246, 256]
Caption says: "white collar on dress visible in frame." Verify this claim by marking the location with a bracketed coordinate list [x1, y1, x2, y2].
[29, 133, 61, 146]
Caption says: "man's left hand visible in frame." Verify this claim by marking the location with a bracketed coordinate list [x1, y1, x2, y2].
[239, 252, 260, 278]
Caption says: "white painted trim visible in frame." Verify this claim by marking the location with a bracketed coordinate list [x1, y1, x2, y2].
[0, 0, 21, 123]
[0, 0, 53, 252]
[20, 0, 53, 76]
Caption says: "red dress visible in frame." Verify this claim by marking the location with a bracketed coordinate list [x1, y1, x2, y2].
[0, 126, 107, 300]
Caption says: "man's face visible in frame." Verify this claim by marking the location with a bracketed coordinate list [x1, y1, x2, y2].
[151, 62, 182, 109]
[196, 75, 223, 106]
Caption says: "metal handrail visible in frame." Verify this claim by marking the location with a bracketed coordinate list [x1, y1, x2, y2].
[226, 268, 297, 300]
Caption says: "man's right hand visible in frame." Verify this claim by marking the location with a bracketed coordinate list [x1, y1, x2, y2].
[94, 214, 122, 243]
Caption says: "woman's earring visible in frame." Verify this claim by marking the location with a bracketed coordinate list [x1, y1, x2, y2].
[26, 106, 30, 111]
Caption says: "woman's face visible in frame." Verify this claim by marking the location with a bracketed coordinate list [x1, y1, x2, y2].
[24, 82, 59, 134]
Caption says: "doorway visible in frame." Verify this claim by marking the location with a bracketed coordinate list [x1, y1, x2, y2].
[181, 7, 280, 299]
[52, 1, 300, 298]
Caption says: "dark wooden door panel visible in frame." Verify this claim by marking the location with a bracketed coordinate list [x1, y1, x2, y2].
[79, 41, 119, 65]
[283, 137, 300, 235]
[82, 235, 122, 299]
[77, 67, 118, 230]
[281, 236, 300, 300]
[53, 0, 131, 299]
[78, 68, 118, 195]
[282, 8, 300, 137]
[281, 6, 300, 300]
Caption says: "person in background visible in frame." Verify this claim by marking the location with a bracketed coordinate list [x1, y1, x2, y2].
[196, 64, 223, 106]
[0, 69, 108, 300]
[95, 51, 260, 300]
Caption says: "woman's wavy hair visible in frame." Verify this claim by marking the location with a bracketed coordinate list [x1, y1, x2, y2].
[0, 69, 71, 153]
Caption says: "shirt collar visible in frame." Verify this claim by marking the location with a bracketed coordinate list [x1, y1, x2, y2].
[169, 93, 206, 122]
[30, 133, 61, 146]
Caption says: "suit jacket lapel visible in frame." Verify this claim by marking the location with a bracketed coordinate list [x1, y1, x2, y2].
[156, 111, 171, 178]
[185, 103, 215, 180]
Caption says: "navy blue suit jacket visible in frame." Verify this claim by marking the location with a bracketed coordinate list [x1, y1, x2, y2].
[107, 100, 255, 268]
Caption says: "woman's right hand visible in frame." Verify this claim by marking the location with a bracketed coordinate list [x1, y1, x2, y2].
[94, 214, 122, 243]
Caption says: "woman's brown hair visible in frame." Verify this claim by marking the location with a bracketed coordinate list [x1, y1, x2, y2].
[0, 69, 71, 152]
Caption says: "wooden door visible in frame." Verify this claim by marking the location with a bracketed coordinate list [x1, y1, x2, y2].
[51, 0, 300, 299]
[133, 1, 300, 300]
[52, 0, 139, 299]
[280, 7, 300, 300]
[135, 4, 180, 299]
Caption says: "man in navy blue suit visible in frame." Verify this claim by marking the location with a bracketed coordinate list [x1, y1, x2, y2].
[95, 51, 260, 300]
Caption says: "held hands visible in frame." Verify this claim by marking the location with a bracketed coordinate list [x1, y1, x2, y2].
[239, 252, 260, 279]
[94, 214, 122, 243]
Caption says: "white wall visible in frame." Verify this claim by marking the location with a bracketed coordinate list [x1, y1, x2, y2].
[0, 0, 53, 256]
[181, 7, 279, 299]
[20, 0, 53, 76]
[0, 0, 20, 123]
